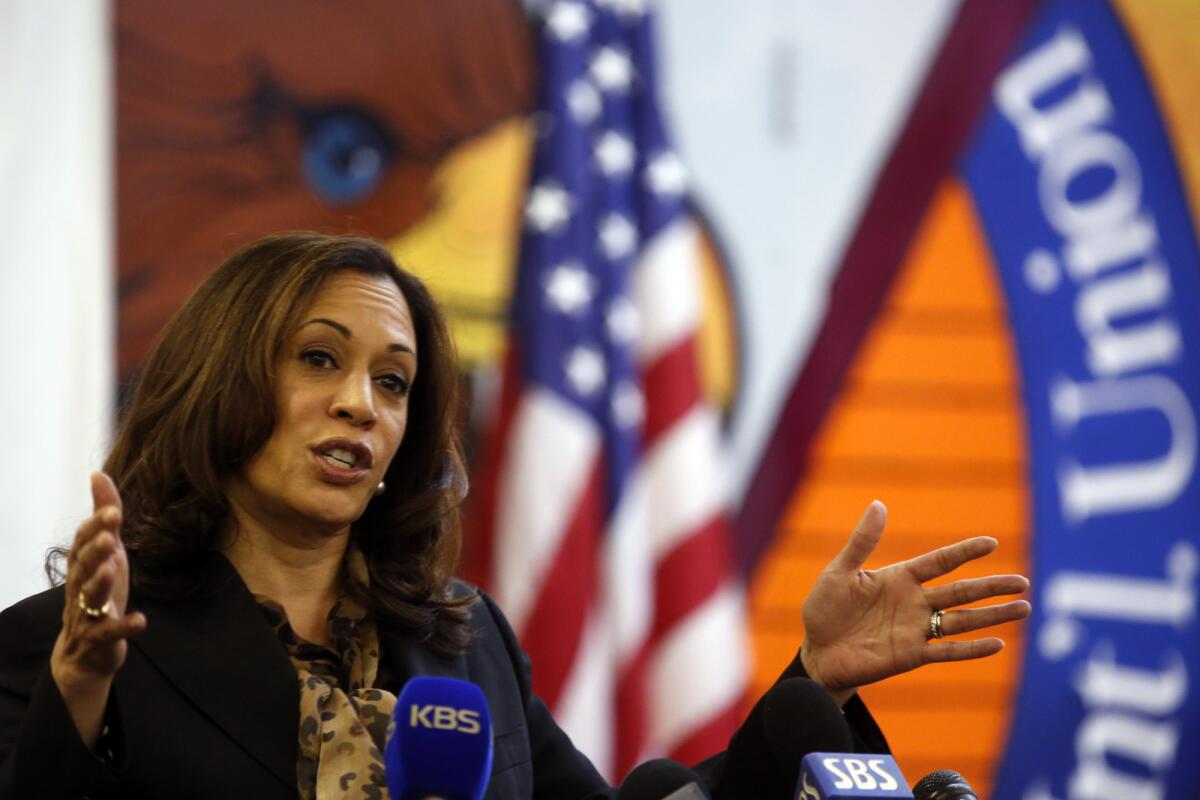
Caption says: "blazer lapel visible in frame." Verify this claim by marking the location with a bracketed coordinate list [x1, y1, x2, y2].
[130, 558, 299, 791]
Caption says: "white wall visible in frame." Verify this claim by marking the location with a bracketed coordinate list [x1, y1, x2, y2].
[0, 1, 113, 609]
[654, 0, 960, 500]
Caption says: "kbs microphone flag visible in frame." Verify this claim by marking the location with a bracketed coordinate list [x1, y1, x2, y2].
[469, 0, 747, 780]
[963, 1, 1200, 797]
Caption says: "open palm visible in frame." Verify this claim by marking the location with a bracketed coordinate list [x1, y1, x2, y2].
[800, 501, 1030, 704]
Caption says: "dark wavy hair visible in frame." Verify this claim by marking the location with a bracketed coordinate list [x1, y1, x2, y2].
[91, 233, 473, 655]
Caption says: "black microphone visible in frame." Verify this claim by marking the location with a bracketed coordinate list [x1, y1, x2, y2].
[713, 677, 854, 799]
[617, 759, 710, 800]
[911, 770, 978, 800]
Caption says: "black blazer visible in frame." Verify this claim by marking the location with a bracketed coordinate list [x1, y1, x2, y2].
[0, 558, 887, 799]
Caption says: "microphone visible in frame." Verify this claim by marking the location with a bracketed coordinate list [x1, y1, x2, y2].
[713, 678, 855, 798]
[796, 753, 913, 798]
[384, 676, 494, 800]
[911, 770, 978, 800]
[617, 759, 710, 800]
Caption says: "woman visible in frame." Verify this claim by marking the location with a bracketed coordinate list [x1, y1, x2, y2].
[0, 233, 1030, 798]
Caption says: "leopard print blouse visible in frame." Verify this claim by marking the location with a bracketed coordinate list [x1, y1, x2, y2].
[256, 550, 397, 800]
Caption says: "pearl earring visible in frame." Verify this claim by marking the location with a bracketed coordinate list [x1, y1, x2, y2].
[373, 480, 386, 496]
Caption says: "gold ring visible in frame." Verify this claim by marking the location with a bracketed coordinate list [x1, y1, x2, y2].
[928, 609, 946, 640]
[78, 591, 111, 620]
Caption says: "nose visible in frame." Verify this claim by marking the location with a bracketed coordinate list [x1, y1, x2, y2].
[329, 371, 376, 430]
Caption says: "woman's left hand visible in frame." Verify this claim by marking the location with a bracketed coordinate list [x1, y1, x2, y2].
[800, 500, 1031, 706]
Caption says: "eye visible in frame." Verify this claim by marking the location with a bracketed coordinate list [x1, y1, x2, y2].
[375, 373, 410, 396]
[301, 348, 337, 369]
[301, 107, 394, 206]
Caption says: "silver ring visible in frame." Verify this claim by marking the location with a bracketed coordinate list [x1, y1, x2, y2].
[929, 609, 945, 640]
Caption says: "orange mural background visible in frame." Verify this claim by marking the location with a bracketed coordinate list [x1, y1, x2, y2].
[748, 180, 1029, 797]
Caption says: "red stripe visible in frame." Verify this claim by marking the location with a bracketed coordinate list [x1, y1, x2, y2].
[613, 514, 732, 776]
[463, 344, 525, 589]
[642, 335, 701, 447]
[518, 458, 605, 710]
[653, 515, 730, 641]
[733, 0, 1041, 577]
[615, 638, 650, 779]
[667, 695, 746, 767]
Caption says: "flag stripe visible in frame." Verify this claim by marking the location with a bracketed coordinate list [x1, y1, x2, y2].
[649, 585, 748, 753]
[495, 388, 600, 631]
[642, 334, 702, 446]
[652, 514, 730, 641]
[517, 457, 605, 709]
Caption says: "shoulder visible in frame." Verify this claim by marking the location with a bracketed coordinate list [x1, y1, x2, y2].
[445, 580, 529, 689]
[0, 586, 65, 649]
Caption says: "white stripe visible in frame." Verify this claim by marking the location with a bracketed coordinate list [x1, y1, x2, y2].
[605, 405, 729, 662]
[494, 388, 600, 632]
[553, 607, 616, 781]
[644, 405, 728, 560]
[635, 219, 701, 364]
[604, 469, 655, 664]
[648, 583, 749, 754]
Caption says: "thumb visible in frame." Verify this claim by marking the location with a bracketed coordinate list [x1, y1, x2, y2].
[91, 471, 123, 517]
[829, 500, 887, 573]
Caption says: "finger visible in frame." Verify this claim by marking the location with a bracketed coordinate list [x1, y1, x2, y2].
[74, 533, 118, 581]
[925, 574, 1029, 610]
[940, 600, 1031, 637]
[76, 612, 146, 645]
[830, 500, 887, 573]
[67, 507, 121, 568]
[904, 536, 997, 583]
[91, 471, 124, 518]
[924, 637, 1005, 663]
[79, 558, 116, 611]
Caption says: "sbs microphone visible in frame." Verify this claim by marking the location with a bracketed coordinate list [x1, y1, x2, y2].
[617, 759, 711, 800]
[796, 753, 913, 799]
[911, 770, 978, 800]
[384, 676, 493, 800]
[713, 677, 854, 798]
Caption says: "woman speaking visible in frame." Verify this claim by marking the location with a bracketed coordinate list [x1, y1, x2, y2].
[0, 233, 1030, 798]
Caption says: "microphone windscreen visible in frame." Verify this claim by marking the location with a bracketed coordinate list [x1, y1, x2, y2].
[714, 677, 854, 798]
[911, 770, 978, 800]
[618, 759, 711, 800]
[385, 676, 494, 800]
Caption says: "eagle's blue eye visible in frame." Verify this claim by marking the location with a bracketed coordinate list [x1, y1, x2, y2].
[301, 110, 392, 206]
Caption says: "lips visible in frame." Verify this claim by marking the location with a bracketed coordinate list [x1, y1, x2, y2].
[309, 438, 373, 484]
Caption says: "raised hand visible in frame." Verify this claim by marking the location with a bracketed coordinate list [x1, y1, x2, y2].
[799, 501, 1030, 706]
[49, 472, 147, 746]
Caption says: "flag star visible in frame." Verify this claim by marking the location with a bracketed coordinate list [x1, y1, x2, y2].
[594, 131, 635, 176]
[525, 181, 573, 233]
[606, 296, 640, 344]
[544, 262, 594, 316]
[565, 346, 606, 397]
[545, 0, 591, 42]
[590, 47, 634, 93]
[611, 381, 645, 428]
[567, 79, 602, 125]
[645, 151, 688, 196]
[598, 213, 638, 260]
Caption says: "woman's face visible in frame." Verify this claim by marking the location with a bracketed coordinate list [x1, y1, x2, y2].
[226, 270, 417, 539]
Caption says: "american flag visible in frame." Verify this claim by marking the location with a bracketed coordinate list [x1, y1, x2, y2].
[470, 0, 748, 780]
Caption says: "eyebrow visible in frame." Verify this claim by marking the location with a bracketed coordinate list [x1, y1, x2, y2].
[300, 318, 416, 356]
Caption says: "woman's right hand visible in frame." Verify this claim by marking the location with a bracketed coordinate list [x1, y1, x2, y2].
[49, 471, 147, 746]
